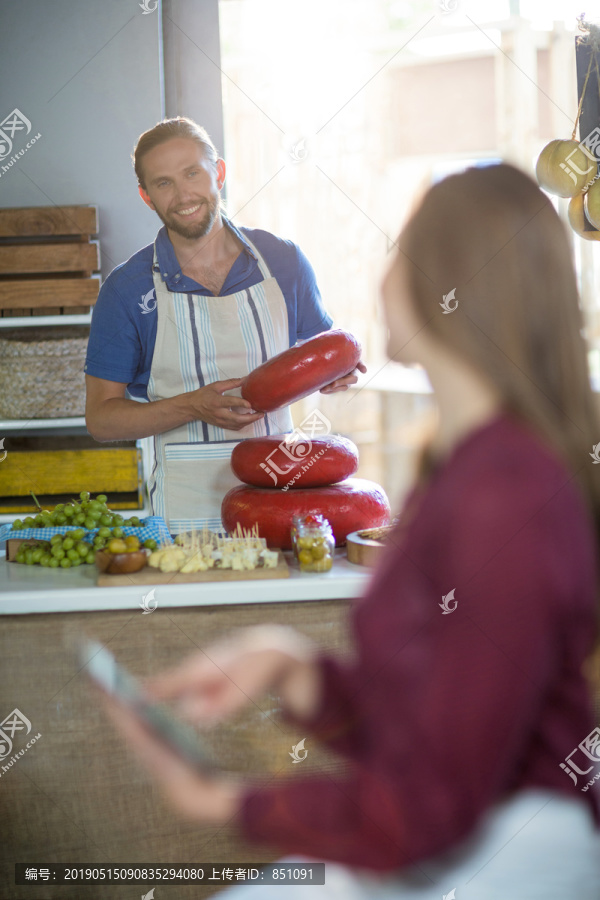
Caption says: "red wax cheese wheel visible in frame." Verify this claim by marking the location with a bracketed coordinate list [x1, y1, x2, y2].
[240, 329, 361, 412]
[231, 434, 359, 489]
[221, 478, 391, 550]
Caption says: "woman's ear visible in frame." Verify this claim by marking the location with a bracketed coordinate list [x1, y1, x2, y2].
[138, 185, 155, 210]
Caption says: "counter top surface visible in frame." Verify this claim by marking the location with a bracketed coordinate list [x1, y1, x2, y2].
[0, 549, 372, 615]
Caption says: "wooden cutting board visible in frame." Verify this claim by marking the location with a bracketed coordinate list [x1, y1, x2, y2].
[96, 550, 289, 586]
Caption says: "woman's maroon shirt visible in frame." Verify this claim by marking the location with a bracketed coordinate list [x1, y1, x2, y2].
[239, 413, 600, 871]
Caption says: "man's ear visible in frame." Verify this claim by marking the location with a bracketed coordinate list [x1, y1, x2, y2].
[138, 185, 156, 210]
[216, 158, 226, 191]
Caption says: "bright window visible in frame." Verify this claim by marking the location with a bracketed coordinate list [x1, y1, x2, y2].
[218, 0, 600, 501]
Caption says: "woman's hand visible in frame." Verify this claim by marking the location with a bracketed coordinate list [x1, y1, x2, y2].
[99, 625, 323, 825]
[145, 624, 322, 724]
[100, 693, 244, 825]
[319, 361, 367, 394]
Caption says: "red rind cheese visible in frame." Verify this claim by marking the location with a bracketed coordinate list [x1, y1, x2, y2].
[240, 329, 361, 412]
[231, 434, 359, 489]
[221, 478, 391, 549]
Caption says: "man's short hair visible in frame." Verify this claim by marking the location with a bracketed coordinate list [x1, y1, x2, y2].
[133, 117, 219, 189]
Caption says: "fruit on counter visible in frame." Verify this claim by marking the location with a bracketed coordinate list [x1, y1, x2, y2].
[535, 139, 596, 198]
[11, 525, 158, 568]
[231, 434, 359, 489]
[567, 193, 600, 241]
[14, 535, 95, 567]
[90, 528, 156, 552]
[240, 330, 362, 412]
[221, 478, 391, 550]
[10, 492, 146, 530]
[107, 534, 145, 553]
[94, 533, 153, 575]
[584, 180, 600, 230]
[292, 513, 335, 573]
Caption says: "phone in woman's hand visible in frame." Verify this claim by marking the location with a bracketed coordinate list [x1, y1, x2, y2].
[79, 638, 221, 776]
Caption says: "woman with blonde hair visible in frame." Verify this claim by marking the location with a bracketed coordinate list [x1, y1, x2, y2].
[104, 163, 600, 898]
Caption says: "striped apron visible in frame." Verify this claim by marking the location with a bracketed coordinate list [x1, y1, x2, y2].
[147, 235, 293, 535]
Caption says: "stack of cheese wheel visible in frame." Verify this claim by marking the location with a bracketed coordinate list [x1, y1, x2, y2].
[221, 330, 391, 550]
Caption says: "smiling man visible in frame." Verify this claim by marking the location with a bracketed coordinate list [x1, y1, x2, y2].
[84, 117, 362, 534]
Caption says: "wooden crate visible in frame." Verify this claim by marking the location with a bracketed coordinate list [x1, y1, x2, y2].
[0, 205, 100, 317]
[0, 436, 143, 512]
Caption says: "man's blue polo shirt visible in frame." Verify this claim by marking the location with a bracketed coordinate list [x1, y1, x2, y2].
[84, 217, 333, 400]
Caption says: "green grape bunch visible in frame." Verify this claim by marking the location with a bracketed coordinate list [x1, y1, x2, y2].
[14, 526, 157, 568]
[11, 492, 146, 531]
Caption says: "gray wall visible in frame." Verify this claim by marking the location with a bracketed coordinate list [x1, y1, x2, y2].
[0, 0, 163, 276]
[0, 0, 223, 277]
[0, 0, 225, 279]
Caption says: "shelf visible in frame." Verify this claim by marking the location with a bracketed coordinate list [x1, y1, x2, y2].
[0, 416, 87, 431]
[0, 435, 153, 526]
[0, 313, 92, 328]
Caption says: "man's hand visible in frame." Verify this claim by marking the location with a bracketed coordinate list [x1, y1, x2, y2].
[320, 361, 367, 394]
[185, 377, 264, 430]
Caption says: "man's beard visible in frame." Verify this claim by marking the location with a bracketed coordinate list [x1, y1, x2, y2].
[156, 193, 221, 240]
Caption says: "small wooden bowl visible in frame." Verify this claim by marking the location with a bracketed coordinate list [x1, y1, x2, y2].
[95, 549, 148, 575]
[346, 526, 394, 567]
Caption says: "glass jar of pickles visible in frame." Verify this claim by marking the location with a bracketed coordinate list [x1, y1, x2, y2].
[291, 513, 335, 573]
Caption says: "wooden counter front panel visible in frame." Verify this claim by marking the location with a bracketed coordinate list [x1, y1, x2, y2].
[0, 600, 355, 899]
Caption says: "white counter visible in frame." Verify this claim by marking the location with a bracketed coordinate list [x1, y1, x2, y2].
[0, 549, 372, 615]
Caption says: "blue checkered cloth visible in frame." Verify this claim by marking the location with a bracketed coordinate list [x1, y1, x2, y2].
[0, 515, 173, 547]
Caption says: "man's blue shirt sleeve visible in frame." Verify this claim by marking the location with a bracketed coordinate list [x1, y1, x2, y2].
[84, 273, 142, 384]
[294, 244, 333, 340]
